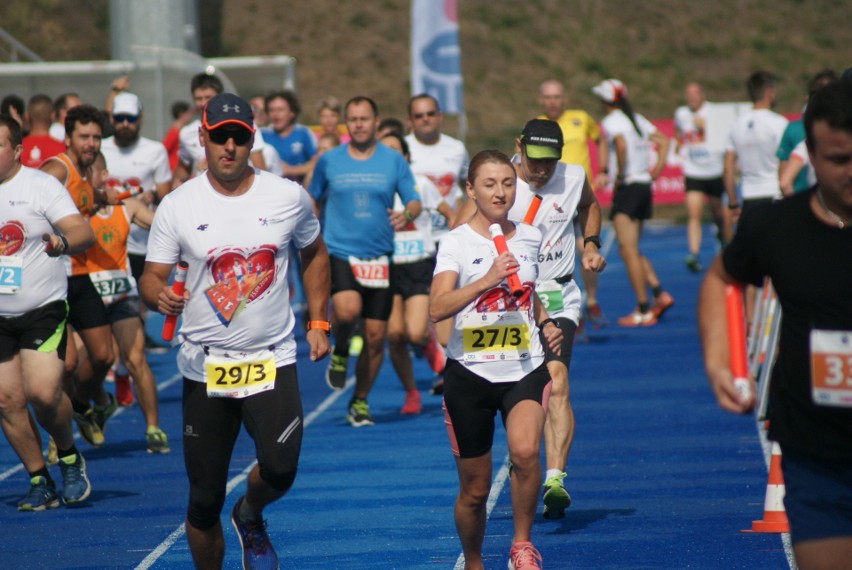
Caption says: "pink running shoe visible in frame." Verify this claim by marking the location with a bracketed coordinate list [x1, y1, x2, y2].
[508, 541, 543, 570]
[616, 310, 658, 327]
[401, 390, 422, 415]
[651, 291, 675, 319]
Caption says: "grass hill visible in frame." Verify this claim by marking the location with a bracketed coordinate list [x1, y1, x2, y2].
[2, 0, 851, 153]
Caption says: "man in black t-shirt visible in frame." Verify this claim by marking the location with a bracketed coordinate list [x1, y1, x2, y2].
[698, 81, 852, 569]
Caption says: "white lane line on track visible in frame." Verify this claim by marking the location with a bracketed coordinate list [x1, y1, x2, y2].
[135, 374, 355, 570]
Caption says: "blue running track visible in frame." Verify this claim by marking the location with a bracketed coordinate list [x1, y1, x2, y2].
[0, 224, 793, 569]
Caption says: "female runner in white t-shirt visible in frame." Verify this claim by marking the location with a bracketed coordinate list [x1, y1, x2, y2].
[430, 149, 562, 570]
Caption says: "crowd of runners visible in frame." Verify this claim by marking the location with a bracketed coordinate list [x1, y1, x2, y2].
[1, 65, 850, 570]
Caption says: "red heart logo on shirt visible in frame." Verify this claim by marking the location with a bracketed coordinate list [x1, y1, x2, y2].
[209, 247, 276, 304]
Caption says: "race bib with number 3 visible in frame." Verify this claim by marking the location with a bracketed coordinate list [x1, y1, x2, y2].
[89, 269, 137, 304]
[204, 348, 276, 399]
[810, 329, 852, 408]
[461, 311, 531, 362]
[536, 279, 564, 313]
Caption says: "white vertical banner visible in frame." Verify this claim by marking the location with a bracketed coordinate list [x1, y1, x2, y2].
[410, 0, 464, 114]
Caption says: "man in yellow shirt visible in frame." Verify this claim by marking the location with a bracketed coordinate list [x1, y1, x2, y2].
[538, 80, 608, 328]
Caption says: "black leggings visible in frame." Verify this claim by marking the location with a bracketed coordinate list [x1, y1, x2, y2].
[182, 365, 303, 530]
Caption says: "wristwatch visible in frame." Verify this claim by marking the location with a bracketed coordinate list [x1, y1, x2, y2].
[584, 235, 602, 249]
[306, 320, 332, 336]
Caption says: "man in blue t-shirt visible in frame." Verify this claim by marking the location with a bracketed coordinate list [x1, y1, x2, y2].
[261, 90, 317, 184]
[308, 96, 421, 427]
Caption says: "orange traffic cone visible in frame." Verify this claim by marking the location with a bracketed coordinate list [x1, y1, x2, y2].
[743, 441, 789, 533]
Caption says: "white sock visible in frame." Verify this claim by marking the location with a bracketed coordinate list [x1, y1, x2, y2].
[545, 469, 564, 481]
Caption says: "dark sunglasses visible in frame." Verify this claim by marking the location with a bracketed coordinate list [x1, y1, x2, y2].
[113, 114, 139, 124]
[207, 127, 252, 146]
[412, 110, 438, 120]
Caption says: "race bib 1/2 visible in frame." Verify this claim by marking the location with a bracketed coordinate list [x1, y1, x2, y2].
[89, 269, 137, 304]
[536, 279, 564, 313]
[0, 255, 22, 295]
[810, 329, 852, 408]
[461, 310, 531, 363]
[204, 348, 276, 399]
[393, 230, 426, 264]
[348, 255, 390, 288]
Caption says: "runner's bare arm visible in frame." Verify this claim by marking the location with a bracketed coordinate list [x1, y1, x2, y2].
[533, 294, 562, 355]
[697, 257, 753, 414]
[649, 131, 669, 180]
[299, 234, 331, 362]
[125, 196, 155, 230]
[48, 213, 95, 256]
[38, 157, 68, 185]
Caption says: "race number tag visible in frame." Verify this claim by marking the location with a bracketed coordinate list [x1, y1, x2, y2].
[810, 329, 852, 408]
[89, 269, 137, 304]
[0, 256, 22, 294]
[348, 255, 390, 288]
[204, 348, 276, 399]
[461, 311, 531, 362]
[393, 230, 426, 263]
[536, 279, 564, 313]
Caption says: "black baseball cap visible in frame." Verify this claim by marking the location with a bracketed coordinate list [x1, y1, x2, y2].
[202, 93, 255, 133]
[520, 119, 563, 160]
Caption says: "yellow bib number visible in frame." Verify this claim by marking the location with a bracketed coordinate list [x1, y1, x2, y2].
[461, 311, 531, 362]
[204, 349, 276, 398]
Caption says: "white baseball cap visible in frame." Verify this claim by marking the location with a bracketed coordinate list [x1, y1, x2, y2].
[591, 79, 627, 104]
[112, 92, 142, 116]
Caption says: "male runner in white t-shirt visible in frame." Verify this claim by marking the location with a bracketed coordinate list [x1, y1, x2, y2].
[724, 70, 789, 220]
[141, 93, 331, 569]
[100, 92, 172, 300]
[405, 94, 469, 393]
[674, 83, 728, 273]
[0, 115, 96, 510]
[508, 119, 606, 519]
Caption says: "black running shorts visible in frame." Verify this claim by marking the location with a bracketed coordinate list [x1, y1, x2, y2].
[684, 176, 724, 198]
[442, 359, 551, 458]
[610, 182, 653, 221]
[67, 275, 110, 330]
[0, 299, 68, 360]
[329, 255, 396, 321]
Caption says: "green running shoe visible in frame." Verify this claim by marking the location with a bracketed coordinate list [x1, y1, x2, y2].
[93, 392, 118, 432]
[45, 436, 58, 466]
[17, 476, 60, 512]
[542, 472, 571, 519]
[325, 351, 348, 390]
[345, 398, 374, 427]
[146, 426, 171, 454]
[73, 408, 104, 447]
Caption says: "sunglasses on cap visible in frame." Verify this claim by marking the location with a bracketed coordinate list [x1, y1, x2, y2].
[113, 114, 139, 124]
[206, 127, 253, 147]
